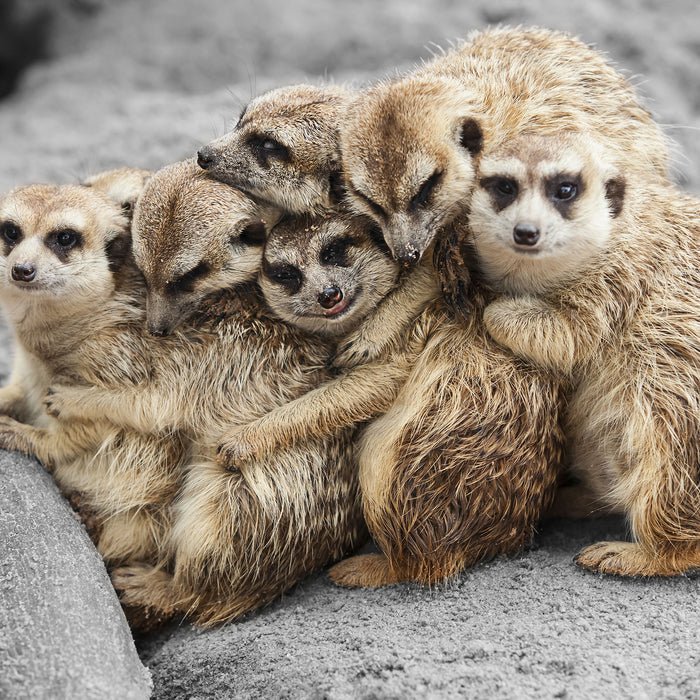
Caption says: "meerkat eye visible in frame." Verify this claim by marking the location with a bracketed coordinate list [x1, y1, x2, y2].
[54, 229, 81, 248]
[480, 177, 519, 211]
[170, 261, 211, 293]
[349, 185, 386, 220]
[249, 134, 290, 162]
[410, 170, 443, 211]
[320, 236, 354, 267]
[553, 182, 578, 201]
[263, 262, 302, 294]
[0, 222, 22, 245]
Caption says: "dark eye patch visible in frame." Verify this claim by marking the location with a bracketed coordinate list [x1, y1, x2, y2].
[409, 170, 443, 211]
[45, 228, 83, 261]
[262, 259, 302, 294]
[320, 235, 356, 267]
[348, 184, 386, 220]
[248, 133, 291, 165]
[545, 174, 583, 218]
[168, 261, 211, 294]
[237, 220, 267, 247]
[480, 176, 519, 212]
[0, 221, 22, 251]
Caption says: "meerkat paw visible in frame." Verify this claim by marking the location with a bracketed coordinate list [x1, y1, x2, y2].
[329, 553, 406, 588]
[216, 429, 260, 470]
[43, 384, 80, 419]
[331, 333, 384, 369]
[575, 540, 700, 577]
[112, 564, 181, 615]
[483, 297, 531, 347]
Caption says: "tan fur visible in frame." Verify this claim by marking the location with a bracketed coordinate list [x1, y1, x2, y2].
[331, 292, 566, 587]
[0, 178, 186, 577]
[464, 132, 700, 576]
[341, 26, 669, 265]
[198, 83, 353, 215]
[46, 160, 365, 626]
[215, 211, 565, 587]
[217, 211, 437, 469]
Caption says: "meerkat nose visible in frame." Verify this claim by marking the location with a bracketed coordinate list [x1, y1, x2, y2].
[318, 286, 343, 309]
[513, 224, 540, 247]
[394, 245, 421, 266]
[11, 263, 36, 282]
[197, 148, 215, 170]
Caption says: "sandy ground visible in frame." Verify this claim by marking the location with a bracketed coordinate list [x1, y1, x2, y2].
[1, 1, 699, 698]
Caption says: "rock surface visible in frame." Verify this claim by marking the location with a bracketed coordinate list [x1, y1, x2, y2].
[0, 1, 699, 698]
[0, 451, 152, 699]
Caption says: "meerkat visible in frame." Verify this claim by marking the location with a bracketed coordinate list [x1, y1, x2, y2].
[0, 177, 188, 585]
[214, 211, 566, 589]
[341, 26, 670, 266]
[197, 83, 353, 215]
[45, 159, 366, 626]
[216, 211, 435, 468]
[457, 130, 700, 577]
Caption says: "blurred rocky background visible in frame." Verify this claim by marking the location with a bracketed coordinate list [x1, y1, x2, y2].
[0, 1, 699, 698]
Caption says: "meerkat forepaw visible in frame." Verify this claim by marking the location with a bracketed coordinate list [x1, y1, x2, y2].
[216, 432, 257, 470]
[329, 553, 404, 588]
[330, 337, 375, 369]
[575, 540, 676, 577]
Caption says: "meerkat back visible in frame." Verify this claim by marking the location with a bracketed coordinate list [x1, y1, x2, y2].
[341, 26, 669, 265]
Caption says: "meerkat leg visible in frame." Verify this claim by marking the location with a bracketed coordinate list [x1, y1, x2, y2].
[331, 262, 439, 369]
[44, 383, 180, 435]
[329, 553, 408, 587]
[217, 357, 412, 469]
[576, 419, 700, 576]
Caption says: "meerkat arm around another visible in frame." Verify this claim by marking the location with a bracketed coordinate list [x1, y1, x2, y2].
[217, 349, 419, 469]
[483, 295, 610, 375]
[331, 258, 440, 368]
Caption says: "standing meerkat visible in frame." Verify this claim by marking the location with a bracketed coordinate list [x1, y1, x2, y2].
[458, 130, 700, 577]
[0, 177, 188, 583]
[341, 26, 669, 265]
[46, 159, 366, 626]
[216, 213, 566, 589]
[197, 83, 353, 215]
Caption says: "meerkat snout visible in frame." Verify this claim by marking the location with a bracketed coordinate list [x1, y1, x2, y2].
[317, 286, 343, 311]
[196, 148, 214, 170]
[512, 223, 540, 247]
[11, 262, 36, 282]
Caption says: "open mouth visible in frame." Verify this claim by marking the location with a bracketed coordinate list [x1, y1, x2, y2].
[322, 296, 353, 319]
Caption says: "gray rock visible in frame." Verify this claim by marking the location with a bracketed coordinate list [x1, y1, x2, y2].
[0, 451, 152, 700]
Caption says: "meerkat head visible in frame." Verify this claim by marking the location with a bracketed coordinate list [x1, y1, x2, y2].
[83, 167, 152, 221]
[132, 159, 276, 337]
[341, 75, 483, 266]
[197, 84, 352, 216]
[467, 132, 626, 294]
[260, 212, 399, 338]
[0, 183, 129, 317]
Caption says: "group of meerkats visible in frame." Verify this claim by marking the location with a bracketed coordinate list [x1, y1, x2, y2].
[1, 26, 699, 631]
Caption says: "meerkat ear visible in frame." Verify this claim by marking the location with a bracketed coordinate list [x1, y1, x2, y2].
[105, 231, 133, 273]
[459, 118, 483, 157]
[605, 177, 626, 218]
[238, 220, 267, 247]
